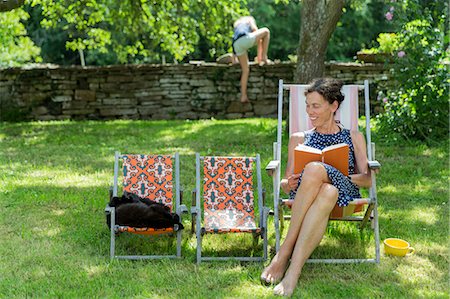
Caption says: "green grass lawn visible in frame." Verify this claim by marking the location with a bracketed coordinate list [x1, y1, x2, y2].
[0, 119, 448, 298]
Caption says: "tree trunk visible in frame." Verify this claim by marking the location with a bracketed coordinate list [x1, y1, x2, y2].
[295, 0, 345, 83]
[0, 0, 25, 12]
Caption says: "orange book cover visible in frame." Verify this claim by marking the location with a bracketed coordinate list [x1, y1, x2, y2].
[294, 143, 349, 176]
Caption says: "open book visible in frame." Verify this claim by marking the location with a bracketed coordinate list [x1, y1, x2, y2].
[294, 143, 349, 176]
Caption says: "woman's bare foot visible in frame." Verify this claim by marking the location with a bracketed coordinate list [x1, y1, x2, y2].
[260, 252, 289, 284]
[273, 275, 299, 297]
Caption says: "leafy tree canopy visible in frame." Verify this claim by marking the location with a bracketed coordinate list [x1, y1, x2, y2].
[0, 8, 41, 67]
[30, 0, 248, 64]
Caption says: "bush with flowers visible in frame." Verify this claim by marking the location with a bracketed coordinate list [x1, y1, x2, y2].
[375, 0, 448, 143]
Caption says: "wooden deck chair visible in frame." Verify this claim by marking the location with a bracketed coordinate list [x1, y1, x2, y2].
[266, 79, 381, 263]
[105, 152, 187, 260]
[191, 153, 269, 264]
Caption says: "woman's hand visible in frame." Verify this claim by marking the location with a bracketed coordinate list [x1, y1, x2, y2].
[287, 173, 301, 190]
[281, 173, 301, 194]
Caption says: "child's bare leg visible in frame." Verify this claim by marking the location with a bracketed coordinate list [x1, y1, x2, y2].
[253, 28, 270, 63]
[237, 53, 250, 103]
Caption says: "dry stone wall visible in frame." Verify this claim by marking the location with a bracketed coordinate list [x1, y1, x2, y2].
[0, 62, 389, 121]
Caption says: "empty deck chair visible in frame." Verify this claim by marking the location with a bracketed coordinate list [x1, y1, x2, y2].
[105, 152, 187, 260]
[266, 79, 381, 263]
[191, 154, 269, 264]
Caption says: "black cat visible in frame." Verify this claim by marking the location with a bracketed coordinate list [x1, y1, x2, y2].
[106, 192, 183, 230]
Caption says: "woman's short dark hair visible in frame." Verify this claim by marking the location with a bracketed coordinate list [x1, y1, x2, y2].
[305, 78, 344, 108]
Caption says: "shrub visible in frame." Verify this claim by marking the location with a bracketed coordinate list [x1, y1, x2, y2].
[376, 1, 449, 143]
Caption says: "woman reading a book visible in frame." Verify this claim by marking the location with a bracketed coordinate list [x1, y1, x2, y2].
[260, 78, 372, 296]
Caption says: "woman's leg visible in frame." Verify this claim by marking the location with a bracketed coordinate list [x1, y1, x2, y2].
[261, 162, 330, 283]
[273, 183, 338, 296]
[237, 53, 250, 103]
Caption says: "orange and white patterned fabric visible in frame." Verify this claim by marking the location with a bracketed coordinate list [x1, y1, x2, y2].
[203, 157, 259, 233]
[122, 154, 173, 211]
[116, 226, 174, 235]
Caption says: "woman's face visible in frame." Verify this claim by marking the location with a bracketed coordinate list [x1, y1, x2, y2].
[305, 91, 338, 127]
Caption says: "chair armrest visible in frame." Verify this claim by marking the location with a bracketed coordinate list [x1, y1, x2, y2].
[180, 187, 184, 205]
[178, 204, 188, 214]
[105, 205, 113, 214]
[190, 189, 198, 215]
[265, 160, 280, 177]
[368, 160, 381, 170]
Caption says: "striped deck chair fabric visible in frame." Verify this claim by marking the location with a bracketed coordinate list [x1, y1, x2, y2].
[267, 79, 381, 262]
[288, 84, 368, 218]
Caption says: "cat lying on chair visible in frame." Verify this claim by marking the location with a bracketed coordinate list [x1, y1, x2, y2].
[106, 192, 183, 230]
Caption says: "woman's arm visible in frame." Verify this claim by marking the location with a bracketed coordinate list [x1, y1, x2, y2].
[349, 131, 372, 188]
[280, 132, 304, 194]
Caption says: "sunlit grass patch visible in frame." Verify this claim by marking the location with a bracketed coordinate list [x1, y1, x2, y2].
[0, 119, 448, 298]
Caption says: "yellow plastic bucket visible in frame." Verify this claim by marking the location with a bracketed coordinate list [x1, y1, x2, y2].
[384, 238, 415, 257]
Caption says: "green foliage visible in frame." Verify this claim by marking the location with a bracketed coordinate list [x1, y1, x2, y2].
[247, 0, 396, 62]
[327, 0, 392, 61]
[0, 8, 41, 67]
[376, 0, 449, 143]
[246, 0, 301, 61]
[29, 0, 248, 64]
[360, 33, 399, 54]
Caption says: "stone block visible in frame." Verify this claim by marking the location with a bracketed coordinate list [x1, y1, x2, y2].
[166, 94, 188, 100]
[75, 90, 96, 101]
[57, 83, 77, 90]
[138, 96, 163, 103]
[225, 113, 244, 119]
[102, 98, 137, 105]
[36, 115, 57, 121]
[49, 73, 67, 80]
[176, 112, 198, 119]
[32, 106, 48, 115]
[35, 84, 52, 91]
[190, 79, 214, 87]
[88, 77, 106, 83]
[63, 108, 95, 115]
[227, 102, 252, 113]
[100, 108, 138, 116]
[253, 104, 277, 115]
[52, 95, 72, 102]
[197, 86, 217, 93]
[89, 83, 99, 90]
[100, 83, 120, 91]
[107, 75, 133, 83]
[69, 101, 87, 109]
[196, 93, 217, 100]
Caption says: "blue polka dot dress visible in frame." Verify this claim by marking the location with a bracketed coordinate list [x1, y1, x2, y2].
[289, 128, 361, 206]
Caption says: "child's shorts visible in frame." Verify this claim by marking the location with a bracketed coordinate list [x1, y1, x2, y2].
[233, 32, 257, 56]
